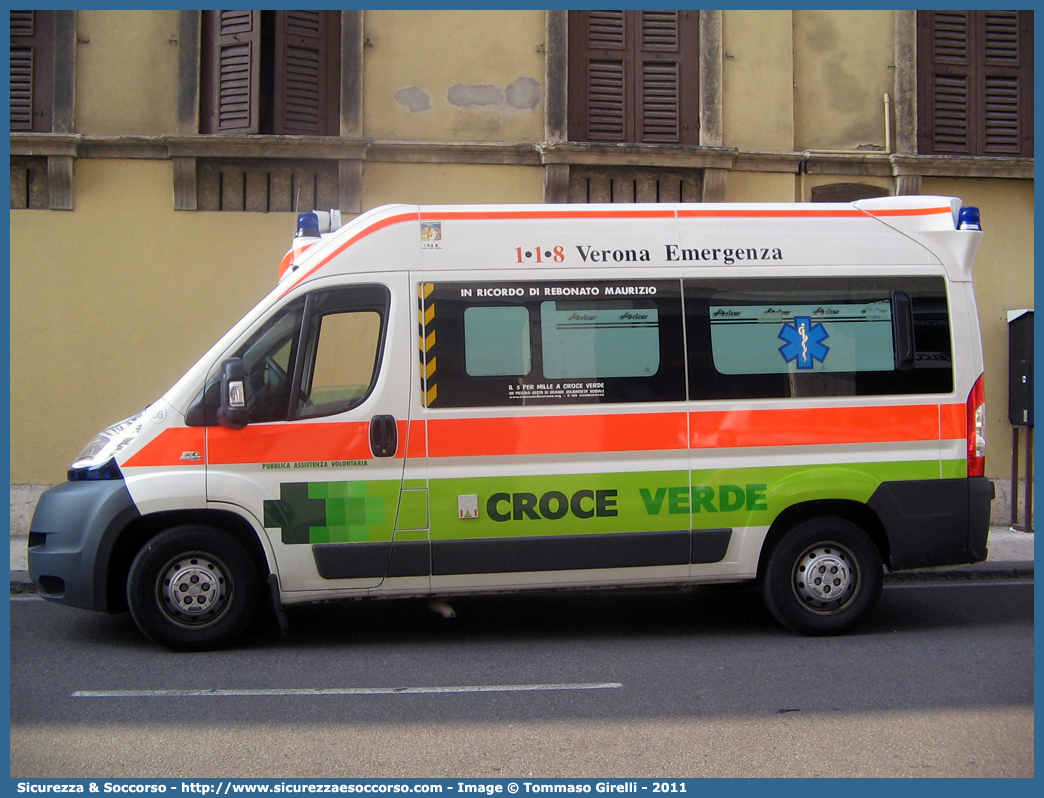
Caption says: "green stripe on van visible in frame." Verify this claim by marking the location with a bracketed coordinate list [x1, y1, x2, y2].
[428, 459, 949, 540]
[265, 459, 963, 544]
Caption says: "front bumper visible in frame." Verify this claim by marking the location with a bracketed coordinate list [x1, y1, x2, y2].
[28, 479, 140, 612]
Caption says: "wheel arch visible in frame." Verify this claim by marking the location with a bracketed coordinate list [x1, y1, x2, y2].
[103, 508, 271, 614]
[756, 499, 891, 581]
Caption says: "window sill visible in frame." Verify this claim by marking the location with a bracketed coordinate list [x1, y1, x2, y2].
[10, 133, 1033, 211]
[539, 141, 738, 170]
[891, 154, 1034, 180]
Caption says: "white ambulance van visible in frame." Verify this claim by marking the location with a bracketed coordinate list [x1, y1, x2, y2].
[29, 196, 993, 650]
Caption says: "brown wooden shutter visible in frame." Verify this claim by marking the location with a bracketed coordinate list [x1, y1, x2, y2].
[273, 10, 339, 135]
[981, 10, 1031, 155]
[922, 10, 970, 154]
[585, 10, 629, 142]
[202, 10, 262, 134]
[637, 11, 697, 144]
[569, 10, 698, 145]
[9, 10, 54, 132]
[918, 10, 1032, 157]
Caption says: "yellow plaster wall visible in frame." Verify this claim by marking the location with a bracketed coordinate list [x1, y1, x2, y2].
[723, 171, 796, 203]
[74, 10, 179, 135]
[793, 10, 894, 151]
[721, 10, 795, 152]
[10, 161, 292, 482]
[363, 10, 546, 143]
[362, 163, 544, 208]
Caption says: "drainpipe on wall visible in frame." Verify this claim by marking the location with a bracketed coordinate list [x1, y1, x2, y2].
[798, 93, 894, 201]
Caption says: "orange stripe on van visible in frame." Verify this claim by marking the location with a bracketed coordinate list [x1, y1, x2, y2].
[426, 413, 689, 457]
[867, 207, 953, 217]
[677, 209, 864, 218]
[404, 419, 427, 458]
[207, 422, 377, 464]
[676, 206, 952, 220]
[419, 209, 677, 221]
[129, 420, 428, 467]
[123, 404, 966, 467]
[123, 428, 206, 468]
[939, 402, 967, 439]
[689, 404, 965, 449]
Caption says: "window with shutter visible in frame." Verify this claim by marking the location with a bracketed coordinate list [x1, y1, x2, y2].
[9, 9, 54, 133]
[568, 10, 698, 145]
[201, 9, 339, 136]
[917, 10, 1032, 157]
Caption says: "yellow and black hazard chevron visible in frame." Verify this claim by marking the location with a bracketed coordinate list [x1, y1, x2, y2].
[418, 283, 438, 407]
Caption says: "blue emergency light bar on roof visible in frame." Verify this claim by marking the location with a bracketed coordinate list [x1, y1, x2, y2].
[958, 206, 982, 231]
[296, 212, 321, 238]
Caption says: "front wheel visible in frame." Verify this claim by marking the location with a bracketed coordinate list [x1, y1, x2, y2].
[127, 525, 260, 651]
[761, 517, 883, 635]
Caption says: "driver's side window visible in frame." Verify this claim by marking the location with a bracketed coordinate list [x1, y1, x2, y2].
[234, 285, 388, 424]
[298, 310, 382, 419]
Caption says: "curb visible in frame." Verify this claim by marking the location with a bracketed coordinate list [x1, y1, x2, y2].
[11, 571, 35, 595]
[883, 562, 1034, 583]
[11, 571, 36, 595]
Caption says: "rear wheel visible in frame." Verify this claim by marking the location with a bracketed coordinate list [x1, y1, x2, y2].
[762, 516, 883, 635]
[127, 525, 260, 651]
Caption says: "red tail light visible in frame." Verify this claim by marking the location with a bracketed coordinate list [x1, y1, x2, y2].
[967, 374, 986, 478]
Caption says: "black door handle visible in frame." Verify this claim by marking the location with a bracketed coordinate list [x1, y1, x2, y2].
[369, 414, 398, 457]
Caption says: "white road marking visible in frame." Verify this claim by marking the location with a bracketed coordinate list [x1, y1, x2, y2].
[72, 682, 623, 698]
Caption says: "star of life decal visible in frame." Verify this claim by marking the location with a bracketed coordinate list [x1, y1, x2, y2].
[778, 316, 829, 369]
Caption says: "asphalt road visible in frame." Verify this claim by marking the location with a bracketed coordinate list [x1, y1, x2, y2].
[10, 580, 1034, 778]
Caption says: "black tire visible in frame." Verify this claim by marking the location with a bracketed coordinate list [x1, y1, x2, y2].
[761, 516, 883, 636]
[127, 525, 260, 651]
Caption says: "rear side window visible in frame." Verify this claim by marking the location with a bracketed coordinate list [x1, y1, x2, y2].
[540, 300, 661, 378]
[684, 277, 953, 399]
[422, 280, 685, 407]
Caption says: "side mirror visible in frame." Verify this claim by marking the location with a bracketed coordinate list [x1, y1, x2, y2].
[216, 357, 249, 430]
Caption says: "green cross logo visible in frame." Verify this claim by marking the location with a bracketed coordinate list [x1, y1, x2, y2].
[264, 482, 387, 545]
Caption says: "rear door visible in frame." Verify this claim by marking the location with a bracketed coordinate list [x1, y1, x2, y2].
[205, 273, 416, 593]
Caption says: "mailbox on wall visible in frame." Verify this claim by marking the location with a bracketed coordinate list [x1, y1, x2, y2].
[1008, 309, 1033, 427]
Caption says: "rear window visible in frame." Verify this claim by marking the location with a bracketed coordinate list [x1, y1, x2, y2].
[685, 276, 953, 399]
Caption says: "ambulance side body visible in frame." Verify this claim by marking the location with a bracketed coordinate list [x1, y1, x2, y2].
[28, 197, 993, 650]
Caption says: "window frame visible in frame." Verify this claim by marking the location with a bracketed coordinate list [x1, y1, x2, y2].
[287, 286, 390, 421]
[421, 279, 687, 409]
[295, 305, 384, 420]
[566, 9, 700, 146]
[189, 284, 390, 427]
[684, 276, 955, 401]
[199, 9, 342, 136]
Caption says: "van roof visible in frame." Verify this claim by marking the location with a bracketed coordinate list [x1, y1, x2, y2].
[280, 196, 979, 293]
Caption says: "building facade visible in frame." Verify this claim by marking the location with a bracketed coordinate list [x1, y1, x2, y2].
[9, 10, 1034, 525]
